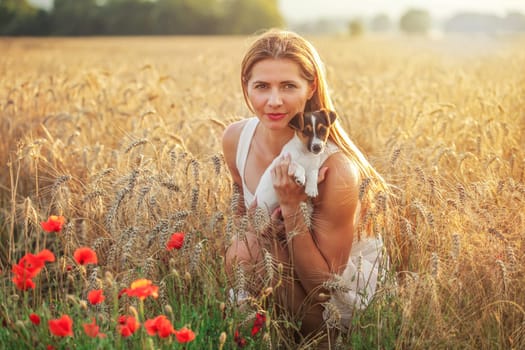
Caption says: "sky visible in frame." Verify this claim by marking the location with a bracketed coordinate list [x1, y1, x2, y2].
[279, 0, 525, 21]
[28, 0, 52, 10]
[28, 0, 525, 21]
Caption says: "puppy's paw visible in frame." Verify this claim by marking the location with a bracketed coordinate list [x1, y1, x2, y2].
[305, 182, 319, 197]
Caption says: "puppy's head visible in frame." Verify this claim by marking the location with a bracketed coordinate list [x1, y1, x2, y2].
[289, 109, 337, 154]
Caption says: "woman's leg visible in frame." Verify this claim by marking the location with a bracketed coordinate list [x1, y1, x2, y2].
[226, 232, 329, 342]
[225, 231, 266, 294]
[270, 239, 326, 336]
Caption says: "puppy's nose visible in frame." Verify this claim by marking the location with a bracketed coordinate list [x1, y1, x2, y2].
[311, 144, 322, 154]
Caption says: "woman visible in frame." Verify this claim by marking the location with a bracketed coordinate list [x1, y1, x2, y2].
[222, 29, 389, 340]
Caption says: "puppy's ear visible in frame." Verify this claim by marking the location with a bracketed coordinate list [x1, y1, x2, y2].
[289, 112, 304, 130]
[319, 108, 338, 126]
[327, 110, 338, 125]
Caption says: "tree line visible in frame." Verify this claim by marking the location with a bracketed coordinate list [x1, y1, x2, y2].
[0, 0, 284, 36]
[349, 9, 525, 36]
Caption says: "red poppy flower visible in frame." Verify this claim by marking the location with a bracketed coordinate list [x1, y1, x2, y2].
[35, 249, 56, 263]
[123, 279, 158, 300]
[83, 318, 106, 338]
[73, 247, 98, 265]
[29, 313, 41, 326]
[12, 249, 56, 290]
[251, 312, 266, 336]
[13, 253, 46, 279]
[234, 329, 247, 347]
[144, 315, 175, 338]
[87, 289, 105, 305]
[12, 275, 36, 290]
[166, 232, 185, 250]
[48, 315, 73, 337]
[117, 315, 140, 337]
[117, 288, 127, 299]
[174, 326, 196, 343]
[40, 215, 66, 233]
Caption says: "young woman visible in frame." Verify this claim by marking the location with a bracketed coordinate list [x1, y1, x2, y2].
[222, 29, 389, 340]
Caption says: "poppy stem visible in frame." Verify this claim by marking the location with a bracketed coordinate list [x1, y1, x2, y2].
[139, 299, 146, 349]
[112, 284, 121, 350]
[23, 291, 28, 314]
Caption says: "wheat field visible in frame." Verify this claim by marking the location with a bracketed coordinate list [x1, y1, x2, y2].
[0, 34, 524, 349]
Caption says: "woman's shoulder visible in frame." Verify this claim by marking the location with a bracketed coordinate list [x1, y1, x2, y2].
[320, 152, 360, 196]
[222, 118, 253, 172]
[222, 119, 249, 143]
[325, 151, 359, 177]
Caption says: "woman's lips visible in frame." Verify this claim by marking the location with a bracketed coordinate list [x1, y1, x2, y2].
[267, 113, 286, 121]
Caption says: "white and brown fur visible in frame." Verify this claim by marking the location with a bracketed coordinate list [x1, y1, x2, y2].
[255, 108, 338, 214]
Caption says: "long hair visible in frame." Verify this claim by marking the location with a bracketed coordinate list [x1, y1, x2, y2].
[240, 29, 390, 237]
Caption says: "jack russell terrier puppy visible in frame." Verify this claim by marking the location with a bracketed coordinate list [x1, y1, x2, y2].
[255, 108, 338, 215]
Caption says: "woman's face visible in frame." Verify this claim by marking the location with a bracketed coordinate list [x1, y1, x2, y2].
[246, 58, 315, 131]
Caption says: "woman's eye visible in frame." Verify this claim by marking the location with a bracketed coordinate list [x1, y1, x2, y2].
[254, 84, 267, 89]
[283, 84, 296, 89]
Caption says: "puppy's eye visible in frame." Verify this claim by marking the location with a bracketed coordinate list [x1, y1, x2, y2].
[316, 125, 329, 138]
[303, 125, 313, 136]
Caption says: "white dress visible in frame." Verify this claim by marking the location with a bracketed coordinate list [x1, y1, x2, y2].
[235, 117, 385, 327]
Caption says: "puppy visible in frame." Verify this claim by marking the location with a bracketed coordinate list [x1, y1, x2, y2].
[254, 108, 338, 215]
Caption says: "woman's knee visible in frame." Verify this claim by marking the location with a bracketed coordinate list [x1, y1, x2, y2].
[225, 234, 262, 273]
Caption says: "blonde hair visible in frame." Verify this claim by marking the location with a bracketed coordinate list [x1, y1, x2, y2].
[240, 29, 389, 235]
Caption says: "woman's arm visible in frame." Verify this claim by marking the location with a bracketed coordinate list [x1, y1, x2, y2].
[273, 152, 359, 295]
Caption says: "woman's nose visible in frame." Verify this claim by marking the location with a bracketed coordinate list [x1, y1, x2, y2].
[268, 89, 283, 107]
